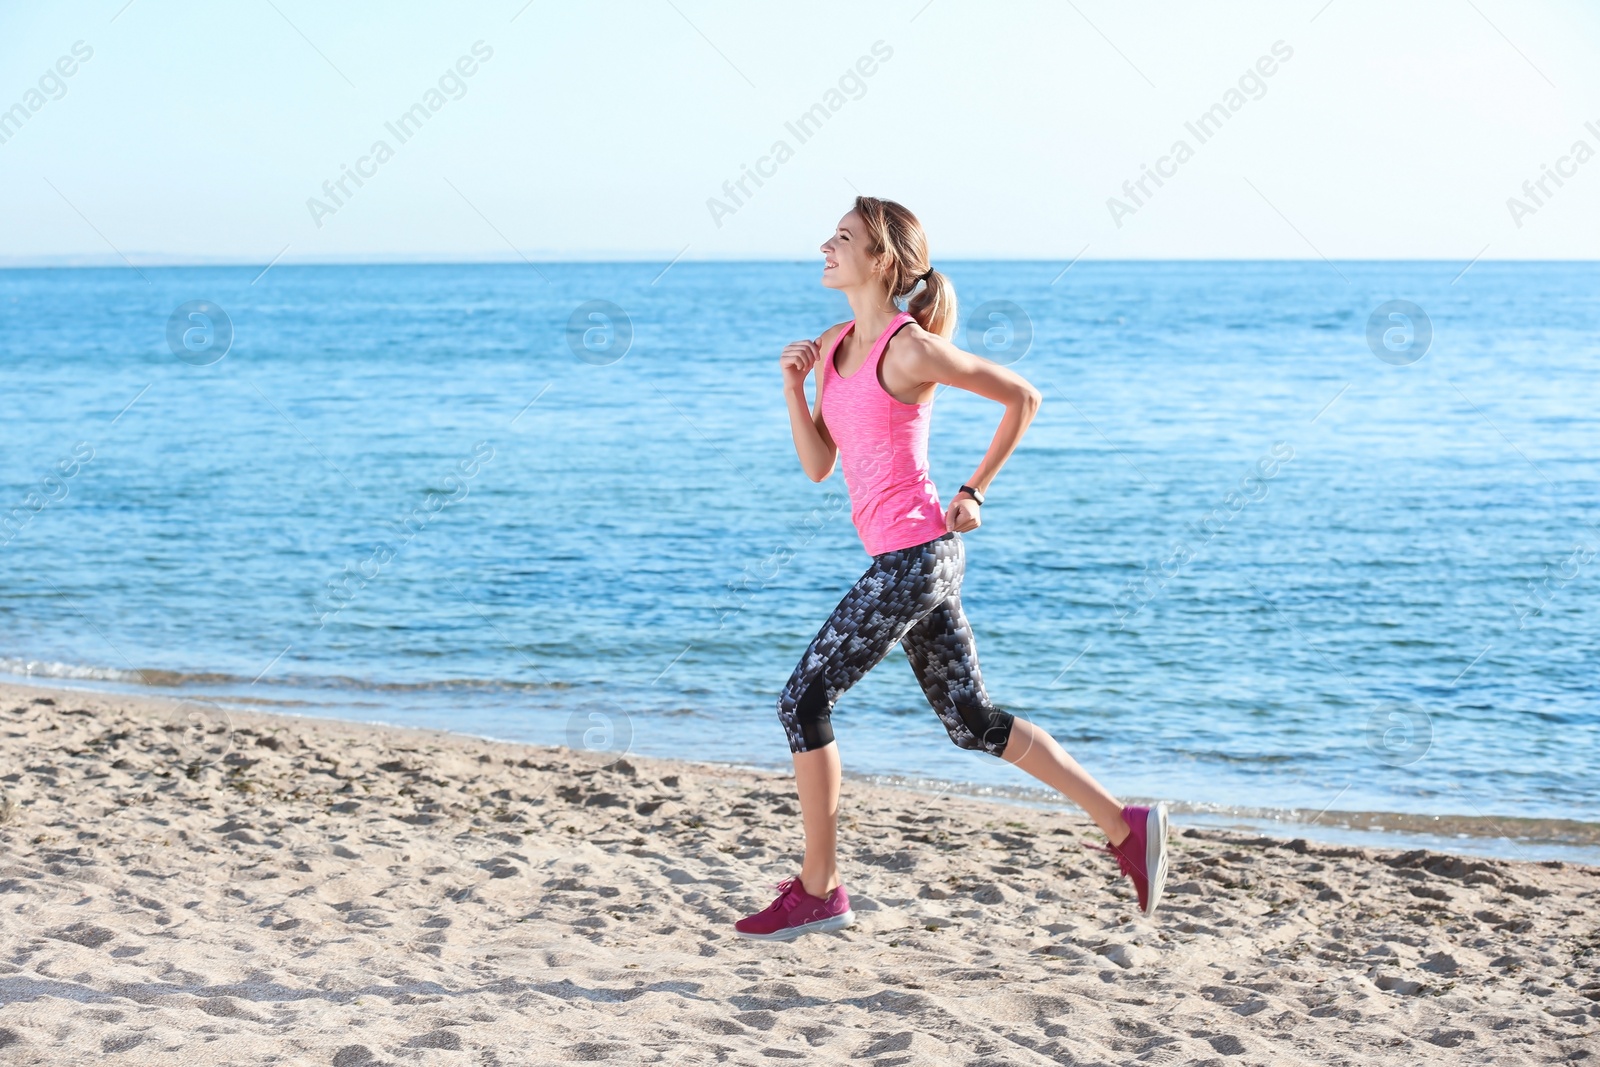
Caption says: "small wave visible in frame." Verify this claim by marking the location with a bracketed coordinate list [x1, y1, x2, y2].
[0, 657, 183, 685]
[0, 656, 571, 695]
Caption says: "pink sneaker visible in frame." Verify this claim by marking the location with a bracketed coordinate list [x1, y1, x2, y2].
[734, 876, 855, 941]
[1086, 802, 1170, 916]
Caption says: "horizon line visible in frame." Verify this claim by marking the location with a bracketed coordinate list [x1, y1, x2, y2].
[4, 254, 1598, 270]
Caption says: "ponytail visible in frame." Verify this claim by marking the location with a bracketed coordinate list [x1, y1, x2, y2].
[852, 195, 958, 340]
[907, 268, 956, 340]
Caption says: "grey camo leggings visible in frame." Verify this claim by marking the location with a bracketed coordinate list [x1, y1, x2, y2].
[777, 531, 1016, 756]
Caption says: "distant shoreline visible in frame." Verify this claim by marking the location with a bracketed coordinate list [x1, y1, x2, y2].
[5, 256, 1600, 269]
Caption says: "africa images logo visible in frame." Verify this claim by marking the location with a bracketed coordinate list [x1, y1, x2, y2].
[706, 41, 894, 228]
[305, 41, 495, 228]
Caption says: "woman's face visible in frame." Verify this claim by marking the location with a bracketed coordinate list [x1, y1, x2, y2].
[820, 210, 877, 290]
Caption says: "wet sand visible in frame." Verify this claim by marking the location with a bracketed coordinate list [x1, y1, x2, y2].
[1, 681, 1596, 1065]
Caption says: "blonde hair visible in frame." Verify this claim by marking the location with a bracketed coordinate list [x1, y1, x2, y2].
[852, 195, 957, 340]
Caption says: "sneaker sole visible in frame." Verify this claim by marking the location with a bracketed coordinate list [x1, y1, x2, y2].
[733, 909, 856, 942]
[1142, 803, 1170, 917]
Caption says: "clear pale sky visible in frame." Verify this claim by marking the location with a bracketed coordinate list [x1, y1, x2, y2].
[2, 0, 1597, 264]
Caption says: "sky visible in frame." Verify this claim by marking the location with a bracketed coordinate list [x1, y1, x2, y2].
[1, 0, 1598, 264]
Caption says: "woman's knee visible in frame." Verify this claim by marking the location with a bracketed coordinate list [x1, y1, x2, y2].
[949, 701, 1014, 756]
[778, 673, 836, 752]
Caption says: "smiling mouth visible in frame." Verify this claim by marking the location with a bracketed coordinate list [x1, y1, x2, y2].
[823, 260, 837, 269]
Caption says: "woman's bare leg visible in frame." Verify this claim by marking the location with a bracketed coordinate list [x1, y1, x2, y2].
[794, 743, 843, 897]
[1001, 718, 1131, 846]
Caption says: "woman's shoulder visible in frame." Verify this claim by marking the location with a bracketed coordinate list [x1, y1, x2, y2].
[818, 320, 852, 347]
[883, 318, 942, 361]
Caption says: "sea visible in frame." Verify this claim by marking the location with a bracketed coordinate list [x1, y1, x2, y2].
[3, 260, 1597, 863]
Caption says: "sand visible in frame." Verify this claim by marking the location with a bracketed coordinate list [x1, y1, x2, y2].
[0, 680, 1596, 1066]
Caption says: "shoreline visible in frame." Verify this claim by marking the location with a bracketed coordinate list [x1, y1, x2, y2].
[2, 678, 1597, 1063]
[852, 773, 1600, 866]
[7, 671, 1598, 867]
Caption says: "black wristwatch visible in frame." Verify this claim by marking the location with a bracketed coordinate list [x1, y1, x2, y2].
[958, 484, 985, 506]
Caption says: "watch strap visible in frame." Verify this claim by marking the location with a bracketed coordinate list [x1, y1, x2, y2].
[959, 484, 985, 506]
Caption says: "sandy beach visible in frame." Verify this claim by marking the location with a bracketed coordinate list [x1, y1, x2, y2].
[1, 680, 1595, 1065]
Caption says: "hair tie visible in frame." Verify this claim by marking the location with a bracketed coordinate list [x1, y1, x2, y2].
[918, 268, 934, 283]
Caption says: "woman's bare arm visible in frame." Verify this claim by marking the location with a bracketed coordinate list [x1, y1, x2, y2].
[780, 323, 847, 483]
[891, 329, 1043, 499]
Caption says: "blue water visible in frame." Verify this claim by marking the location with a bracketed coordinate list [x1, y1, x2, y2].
[3, 261, 1597, 854]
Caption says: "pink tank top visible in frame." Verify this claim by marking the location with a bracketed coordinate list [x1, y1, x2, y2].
[820, 311, 947, 556]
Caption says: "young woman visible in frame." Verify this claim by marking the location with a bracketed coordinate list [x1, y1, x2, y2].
[734, 196, 1169, 942]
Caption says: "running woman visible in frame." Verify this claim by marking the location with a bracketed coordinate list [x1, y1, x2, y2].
[734, 196, 1169, 942]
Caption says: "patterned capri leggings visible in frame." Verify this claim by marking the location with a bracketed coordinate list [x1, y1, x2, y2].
[777, 530, 1016, 757]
